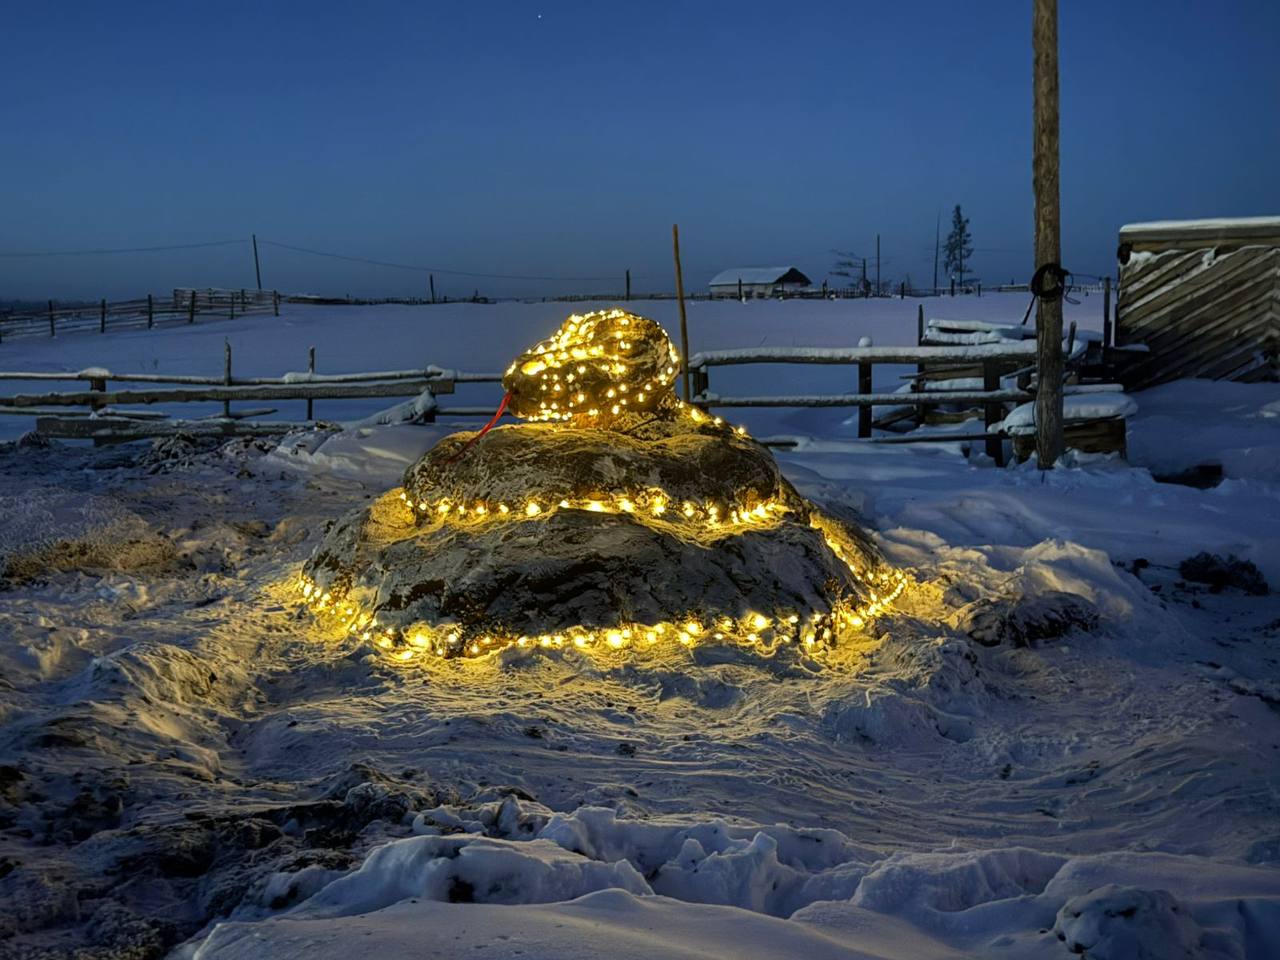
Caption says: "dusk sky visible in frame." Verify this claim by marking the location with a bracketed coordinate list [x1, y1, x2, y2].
[3, 0, 1278, 300]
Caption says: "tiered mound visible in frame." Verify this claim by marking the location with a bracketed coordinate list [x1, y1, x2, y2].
[297, 310, 905, 660]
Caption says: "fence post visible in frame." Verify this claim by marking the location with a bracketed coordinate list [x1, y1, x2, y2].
[625, 269, 631, 302]
[147, 293, 154, 329]
[1102, 276, 1112, 347]
[307, 346, 315, 420]
[223, 339, 232, 418]
[240, 289, 246, 311]
[691, 364, 709, 407]
[100, 298, 106, 333]
[429, 274, 436, 304]
[950, 277, 955, 297]
[916, 304, 925, 381]
[857, 360, 873, 439]
[899, 281, 905, 299]
[188, 290, 196, 324]
[983, 359, 1004, 466]
[229, 292, 235, 319]
[89, 374, 107, 413]
[49, 300, 55, 337]
[977, 282, 982, 297]
[273, 290, 280, 317]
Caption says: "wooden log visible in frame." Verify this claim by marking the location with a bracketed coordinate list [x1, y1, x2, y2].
[689, 342, 1038, 367]
[1102, 275, 1111, 346]
[983, 359, 1004, 465]
[1, 379, 449, 408]
[857, 361, 872, 438]
[223, 339, 232, 417]
[35, 416, 308, 441]
[0, 368, 454, 386]
[672, 224, 691, 401]
[1032, 0, 1064, 467]
[696, 389, 1032, 408]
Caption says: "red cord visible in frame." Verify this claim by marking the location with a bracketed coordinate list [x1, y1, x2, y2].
[444, 390, 511, 464]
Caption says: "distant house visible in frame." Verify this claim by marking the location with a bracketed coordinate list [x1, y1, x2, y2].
[1116, 216, 1280, 388]
[708, 266, 811, 298]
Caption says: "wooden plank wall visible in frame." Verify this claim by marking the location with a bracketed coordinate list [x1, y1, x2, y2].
[1116, 224, 1280, 389]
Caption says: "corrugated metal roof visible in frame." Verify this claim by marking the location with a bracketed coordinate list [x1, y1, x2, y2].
[708, 266, 810, 287]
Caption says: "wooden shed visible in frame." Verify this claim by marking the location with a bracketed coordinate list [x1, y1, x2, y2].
[1115, 216, 1280, 388]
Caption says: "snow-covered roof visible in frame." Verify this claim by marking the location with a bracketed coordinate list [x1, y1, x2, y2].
[1119, 216, 1280, 242]
[708, 266, 811, 287]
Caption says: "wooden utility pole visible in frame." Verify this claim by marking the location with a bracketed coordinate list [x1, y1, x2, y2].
[933, 211, 940, 295]
[875, 234, 881, 296]
[1033, 0, 1064, 468]
[672, 224, 691, 401]
[252, 233, 263, 290]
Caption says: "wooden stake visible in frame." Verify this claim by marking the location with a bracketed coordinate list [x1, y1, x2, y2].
[429, 274, 436, 304]
[252, 233, 263, 290]
[983, 359, 1005, 466]
[1102, 275, 1112, 346]
[1033, 0, 1064, 468]
[189, 290, 197, 324]
[857, 361, 872, 438]
[625, 268, 631, 302]
[48, 300, 55, 337]
[307, 346, 315, 420]
[147, 293, 154, 329]
[100, 298, 106, 333]
[672, 224, 691, 401]
[273, 290, 280, 317]
[223, 339, 232, 418]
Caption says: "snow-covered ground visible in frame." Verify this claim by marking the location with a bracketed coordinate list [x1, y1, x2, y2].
[1, 296, 1278, 960]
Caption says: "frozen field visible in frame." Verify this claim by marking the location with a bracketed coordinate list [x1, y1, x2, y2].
[1, 296, 1278, 959]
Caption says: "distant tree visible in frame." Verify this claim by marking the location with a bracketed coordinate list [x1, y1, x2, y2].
[943, 205, 974, 287]
[831, 250, 871, 297]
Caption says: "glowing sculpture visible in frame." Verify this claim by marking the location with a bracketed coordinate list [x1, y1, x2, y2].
[298, 309, 906, 661]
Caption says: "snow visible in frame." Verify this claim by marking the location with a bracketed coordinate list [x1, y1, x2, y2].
[998, 392, 1137, 434]
[707, 267, 807, 287]
[1, 295, 1278, 960]
[1120, 215, 1280, 237]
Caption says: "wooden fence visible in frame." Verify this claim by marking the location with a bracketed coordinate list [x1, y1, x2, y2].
[0, 358, 504, 442]
[687, 341, 1040, 464]
[0, 289, 281, 342]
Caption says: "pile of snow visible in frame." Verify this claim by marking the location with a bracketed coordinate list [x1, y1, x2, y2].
[997, 392, 1137, 435]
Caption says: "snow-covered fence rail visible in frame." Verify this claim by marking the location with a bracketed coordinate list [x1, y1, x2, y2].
[0, 289, 281, 343]
[0, 360, 506, 441]
[688, 340, 1042, 461]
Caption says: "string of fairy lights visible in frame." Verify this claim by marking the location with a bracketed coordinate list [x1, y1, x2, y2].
[293, 308, 911, 664]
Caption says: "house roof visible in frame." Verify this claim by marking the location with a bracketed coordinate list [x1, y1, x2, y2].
[708, 266, 811, 287]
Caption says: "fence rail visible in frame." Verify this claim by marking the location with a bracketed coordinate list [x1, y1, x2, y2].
[688, 339, 1048, 464]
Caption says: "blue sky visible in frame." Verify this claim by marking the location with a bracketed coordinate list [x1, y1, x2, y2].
[2, 1, 1277, 299]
